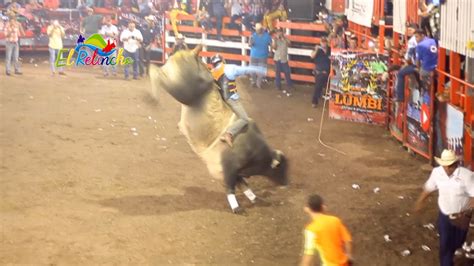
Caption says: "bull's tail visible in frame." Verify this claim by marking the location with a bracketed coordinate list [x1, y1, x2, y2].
[149, 64, 161, 101]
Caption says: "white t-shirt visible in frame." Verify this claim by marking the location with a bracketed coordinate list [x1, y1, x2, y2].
[120, 28, 143, 53]
[99, 24, 118, 43]
[424, 166, 474, 215]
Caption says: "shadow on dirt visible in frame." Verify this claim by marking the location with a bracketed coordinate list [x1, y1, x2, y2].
[98, 186, 276, 216]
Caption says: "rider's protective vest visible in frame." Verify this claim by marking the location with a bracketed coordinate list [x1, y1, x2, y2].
[211, 64, 238, 100]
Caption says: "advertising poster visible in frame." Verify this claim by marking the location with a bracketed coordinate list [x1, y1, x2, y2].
[329, 51, 389, 125]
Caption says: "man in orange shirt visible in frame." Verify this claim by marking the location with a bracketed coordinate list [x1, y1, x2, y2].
[301, 194, 353, 266]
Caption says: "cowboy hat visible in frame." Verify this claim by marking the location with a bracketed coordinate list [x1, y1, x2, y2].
[255, 23, 263, 31]
[177, 33, 185, 39]
[435, 149, 459, 166]
[144, 15, 155, 22]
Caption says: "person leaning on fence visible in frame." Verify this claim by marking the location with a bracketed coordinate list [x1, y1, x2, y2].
[120, 21, 143, 80]
[4, 14, 24, 76]
[211, 0, 227, 41]
[263, 2, 287, 32]
[195, 0, 212, 32]
[249, 23, 271, 89]
[227, 0, 243, 33]
[47, 20, 66, 76]
[414, 29, 438, 86]
[414, 149, 474, 266]
[81, 7, 103, 36]
[301, 194, 354, 266]
[140, 15, 160, 75]
[272, 28, 293, 94]
[171, 34, 188, 55]
[310, 37, 331, 108]
[169, 0, 189, 37]
[394, 23, 422, 103]
[210, 54, 265, 147]
[99, 16, 119, 77]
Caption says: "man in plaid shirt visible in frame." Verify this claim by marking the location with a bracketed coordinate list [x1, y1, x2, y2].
[4, 15, 25, 76]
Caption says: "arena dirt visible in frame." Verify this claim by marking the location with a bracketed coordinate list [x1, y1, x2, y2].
[1, 63, 472, 265]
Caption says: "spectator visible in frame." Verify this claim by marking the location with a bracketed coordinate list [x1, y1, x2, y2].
[171, 33, 188, 55]
[228, 0, 243, 33]
[348, 34, 358, 50]
[4, 15, 24, 76]
[6, 0, 21, 15]
[414, 149, 474, 266]
[240, 0, 252, 31]
[211, 0, 226, 41]
[249, 23, 271, 89]
[249, 0, 264, 29]
[47, 19, 65, 76]
[120, 21, 143, 80]
[415, 29, 438, 84]
[210, 53, 265, 146]
[140, 15, 159, 75]
[169, 0, 189, 37]
[80, 7, 103, 36]
[301, 194, 353, 266]
[418, 0, 440, 39]
[310, 37, 331, 108]
[272, 28, 292, 93]
[394, 23, 421, 103]
[99, 16, 118, 76]
[263, 2, 287, 32]
[195, 0, 212, 32]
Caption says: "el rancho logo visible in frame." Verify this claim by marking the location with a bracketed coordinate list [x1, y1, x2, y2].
[55, 34, 133, 67]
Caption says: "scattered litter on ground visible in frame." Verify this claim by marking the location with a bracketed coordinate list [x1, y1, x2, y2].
[307, 118, 314, 122]
[423, 223, 435, 231]
[373, 187, 380, 193]
[398, 196, 404, 200]
[421, 245, 431, 251]
[94, 109, 101, 112]
[352, 184, 360, 190]
[384, 235, 391, 242]
[401, 250, 411, 257]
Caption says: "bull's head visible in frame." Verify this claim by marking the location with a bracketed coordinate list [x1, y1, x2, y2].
[149, 45, 214, 105]
[268, 150, 289, 186]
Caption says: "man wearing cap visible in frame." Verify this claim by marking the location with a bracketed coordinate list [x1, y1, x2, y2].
[210, 54, 265, 147]
[415, 149, 474, 266]
[81, 7, 103, 37]
[120, 21, 143, 80]
[140, 15, 160, 75]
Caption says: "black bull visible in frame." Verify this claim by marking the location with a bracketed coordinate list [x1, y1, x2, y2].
[149, 46, 289, 213]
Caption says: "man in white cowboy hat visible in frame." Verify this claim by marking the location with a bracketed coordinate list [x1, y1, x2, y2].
[414, 149, 474, 266]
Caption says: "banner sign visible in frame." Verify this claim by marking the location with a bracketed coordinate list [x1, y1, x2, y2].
[405, 76, 433, 154]
[347, 0, 374, 28]
[329, 51, 389, 125]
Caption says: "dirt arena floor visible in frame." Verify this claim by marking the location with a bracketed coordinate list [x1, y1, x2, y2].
[1, 60, 472, 265]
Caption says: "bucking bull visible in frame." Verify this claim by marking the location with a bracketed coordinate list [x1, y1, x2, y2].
[149, 46, 288, 214]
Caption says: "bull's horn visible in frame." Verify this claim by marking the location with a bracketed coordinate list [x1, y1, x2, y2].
[192, 44, 203, 57]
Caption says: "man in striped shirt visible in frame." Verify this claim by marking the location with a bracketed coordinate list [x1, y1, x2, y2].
[4, 15, 25, 76]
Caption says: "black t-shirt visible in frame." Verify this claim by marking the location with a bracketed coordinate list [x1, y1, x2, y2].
[313, 46, 331, 72]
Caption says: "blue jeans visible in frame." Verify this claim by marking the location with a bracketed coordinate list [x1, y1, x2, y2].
[275, 60, 292, 90]
[438, 211, 468, 266]
[49, 48, 64, 73]
[124, 50, 139, 78]
[395, 64, 419, 101]
[5, 41, 20, 74]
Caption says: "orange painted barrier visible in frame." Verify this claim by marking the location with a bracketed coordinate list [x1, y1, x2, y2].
[160, 12, 327, 83]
